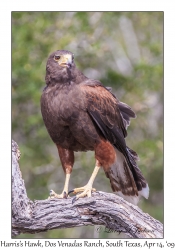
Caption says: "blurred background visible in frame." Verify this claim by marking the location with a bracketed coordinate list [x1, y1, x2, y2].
[12, 12, 163, 238]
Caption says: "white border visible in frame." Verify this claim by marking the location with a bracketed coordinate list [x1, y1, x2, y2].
[1, 0, 174, 247]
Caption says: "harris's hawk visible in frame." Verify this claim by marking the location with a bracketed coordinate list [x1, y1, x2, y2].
[41, 50, 149, 205]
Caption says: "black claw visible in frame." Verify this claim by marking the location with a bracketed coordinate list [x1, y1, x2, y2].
[72, 196, 77, 204]
[49, 190, 54, 196]
[63, 191, 67, 199]
[68, 189, 74, 195]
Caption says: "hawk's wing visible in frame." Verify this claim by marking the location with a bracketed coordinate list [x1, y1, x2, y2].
[105, 86, 136, 131]
[80, 81, 135, 151]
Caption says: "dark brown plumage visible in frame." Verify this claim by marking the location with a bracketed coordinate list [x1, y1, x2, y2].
[41, 50, 149, 204]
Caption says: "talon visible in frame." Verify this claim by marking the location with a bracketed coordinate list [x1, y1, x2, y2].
[69, 185, 96, 200]
[49, 189, 68, 199]
[68, 189, 75, 195]
[63, 191, 67, 199]
[50, 189, 54, 195]
[72, 196, 77, 204]
[49, 189, 56, 198]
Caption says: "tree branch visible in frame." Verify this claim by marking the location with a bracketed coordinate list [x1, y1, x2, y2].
[12, 140, 163, 238]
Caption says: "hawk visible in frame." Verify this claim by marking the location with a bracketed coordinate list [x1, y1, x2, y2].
[41, 50, 149, 204]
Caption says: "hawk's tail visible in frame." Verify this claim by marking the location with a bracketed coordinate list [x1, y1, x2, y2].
[104, 147, 149, 205]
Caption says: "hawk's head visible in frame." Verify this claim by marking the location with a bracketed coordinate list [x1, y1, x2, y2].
[45, 50, 76, 85]
[47, 50, 75, 69]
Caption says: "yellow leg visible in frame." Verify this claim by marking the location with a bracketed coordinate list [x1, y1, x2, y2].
[69, 165, 100, 202]
[50, 173, 70, 199]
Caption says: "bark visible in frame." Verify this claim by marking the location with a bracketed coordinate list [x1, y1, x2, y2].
[12, 140, 163, 238]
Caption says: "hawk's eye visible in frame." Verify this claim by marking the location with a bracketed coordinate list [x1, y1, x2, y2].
[72, 54, 74, 60]
[54, 55, 61, 61]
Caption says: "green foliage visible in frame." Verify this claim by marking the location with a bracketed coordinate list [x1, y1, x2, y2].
[12, 12, 163, 238]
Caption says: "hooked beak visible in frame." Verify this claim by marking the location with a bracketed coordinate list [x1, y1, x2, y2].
[59, 54, 73, 69]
